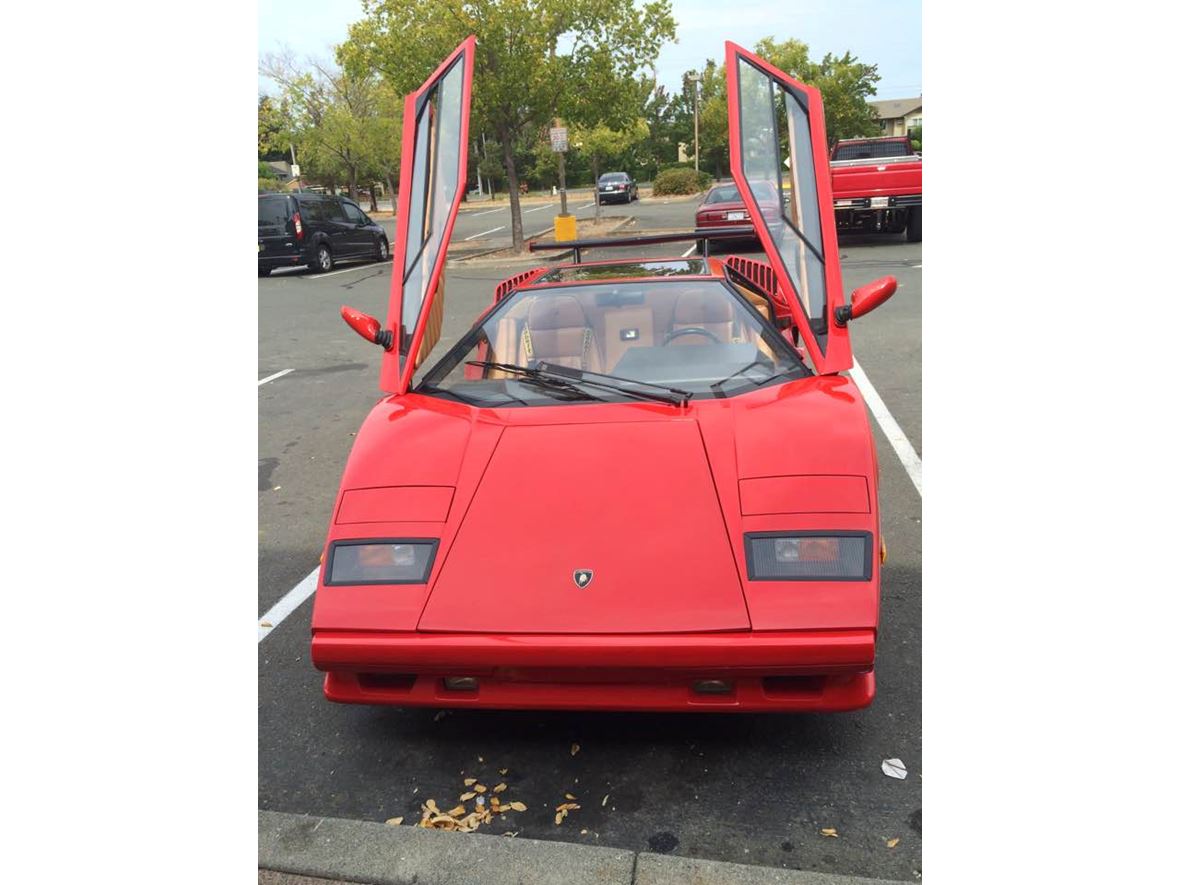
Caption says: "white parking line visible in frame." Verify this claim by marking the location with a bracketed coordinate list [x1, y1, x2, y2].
[680, 244, 697, 258]
[302, 262, 388, 280]
[464, 225, 505, 240]
[849, 358, 922, 496]
[523, 203, 554, 213]
[467, 206, 505, 217]
[258, 369, 293, 386]
[914, 264, 922, 269]
[258, 567, 319, 642]
[576, 202, 595, 210]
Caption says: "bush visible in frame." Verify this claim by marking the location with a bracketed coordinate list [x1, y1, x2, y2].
[652, 168, 713, 196]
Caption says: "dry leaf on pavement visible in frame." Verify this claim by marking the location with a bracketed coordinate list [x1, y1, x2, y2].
[385, 817, 404, 826]
[821, 828, 839, 837]
[509, 801, 527, 811]
[564, 793, 577, 800]
[886, 837, 900, 848]
[463, 778, 477, 786]
[459, 791, 476, 801]
[881, 758, 908, 780]
[493, 783, 508, 793]
[474, 784, 488, 793]
[570, 743, 581, 756]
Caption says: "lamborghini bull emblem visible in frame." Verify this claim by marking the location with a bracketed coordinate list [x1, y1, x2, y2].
[573, 569, 594, 589]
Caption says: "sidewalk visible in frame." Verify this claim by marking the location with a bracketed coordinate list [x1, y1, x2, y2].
[260, 810, 912, 885]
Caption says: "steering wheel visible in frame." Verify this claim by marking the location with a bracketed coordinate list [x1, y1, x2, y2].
[664, 326, 723, 345]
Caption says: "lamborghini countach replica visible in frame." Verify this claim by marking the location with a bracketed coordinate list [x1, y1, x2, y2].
[310, 38, 898, 712]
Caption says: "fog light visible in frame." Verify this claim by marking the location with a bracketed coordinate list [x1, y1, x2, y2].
[693, 679, 733, 694]
[444, 676, 479, 691]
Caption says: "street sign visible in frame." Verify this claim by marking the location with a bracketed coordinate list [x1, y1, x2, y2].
[290, 163, 301, 178]
[549, 126, 568, 153]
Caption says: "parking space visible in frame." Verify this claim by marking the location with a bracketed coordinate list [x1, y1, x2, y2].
[258, 198, 921, 881]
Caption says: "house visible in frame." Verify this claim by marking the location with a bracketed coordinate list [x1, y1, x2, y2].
[870, 97, 922, 137]
[265, 160, 294, 181]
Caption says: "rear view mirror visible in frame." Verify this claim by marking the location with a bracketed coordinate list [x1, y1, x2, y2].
[341, 305, 392, 350]
[834, 276, 897, 326]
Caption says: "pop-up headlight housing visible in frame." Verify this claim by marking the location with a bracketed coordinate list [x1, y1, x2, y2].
[325, 539, 439, 585]
[744, 531, 873, 581]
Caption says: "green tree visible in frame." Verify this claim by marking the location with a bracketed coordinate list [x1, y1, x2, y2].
[752, 37, 882, 144]
[339, 0, 676, 252]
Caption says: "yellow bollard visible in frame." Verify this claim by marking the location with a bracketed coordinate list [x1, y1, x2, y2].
[553, 214, 577, 242]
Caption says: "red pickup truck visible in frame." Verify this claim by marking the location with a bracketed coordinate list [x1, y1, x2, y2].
[829, 136, 921, 242]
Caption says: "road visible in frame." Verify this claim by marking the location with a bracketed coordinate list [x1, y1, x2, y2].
[258, 202, 922, 881]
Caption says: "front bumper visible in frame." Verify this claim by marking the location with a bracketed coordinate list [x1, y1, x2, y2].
[312, 629, 876, 712]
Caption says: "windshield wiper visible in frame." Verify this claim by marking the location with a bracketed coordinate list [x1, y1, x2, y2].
[462, 362, 606, 403]
[709, 359, 786, 397]
[467, 361, 691, 407]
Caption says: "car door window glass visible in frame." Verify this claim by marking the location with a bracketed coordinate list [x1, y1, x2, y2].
[342, 202, 367, 224]
[736, 56, 828, 351]
[399, 52, 466, 370]
[322, 198, 347, 222]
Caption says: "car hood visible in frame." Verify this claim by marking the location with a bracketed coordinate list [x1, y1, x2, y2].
[417, 418, 751, 633]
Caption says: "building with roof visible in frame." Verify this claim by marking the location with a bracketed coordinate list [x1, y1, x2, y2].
[870, 97, 922, 137]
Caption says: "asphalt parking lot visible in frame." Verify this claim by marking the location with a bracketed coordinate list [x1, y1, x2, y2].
[258, 198, 922, 881]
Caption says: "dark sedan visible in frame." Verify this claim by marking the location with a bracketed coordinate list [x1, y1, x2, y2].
[596, 172, 638, 204]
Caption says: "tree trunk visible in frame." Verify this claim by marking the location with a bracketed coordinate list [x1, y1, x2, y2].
[386, 174, 396, 214]
[592, 156, 601, 223]
[348, 167, 358, 201]
[369, 186, 378, 213]
[500, 131, 524, 252]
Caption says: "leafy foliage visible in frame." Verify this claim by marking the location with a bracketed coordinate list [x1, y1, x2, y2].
[652, 167, 711, 195]
[338, 0, 676, 250]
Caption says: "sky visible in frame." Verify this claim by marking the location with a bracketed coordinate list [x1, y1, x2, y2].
[258, 0, 921, 99]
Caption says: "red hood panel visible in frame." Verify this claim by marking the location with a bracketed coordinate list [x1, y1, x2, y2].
[417, 420, 751, 634]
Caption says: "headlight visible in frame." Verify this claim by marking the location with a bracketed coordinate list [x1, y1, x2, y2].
[325, 539, 439, 585]
[744, 532, 873, 581]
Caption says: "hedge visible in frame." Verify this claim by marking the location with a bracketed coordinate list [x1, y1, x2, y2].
[652, 168, 713, 196]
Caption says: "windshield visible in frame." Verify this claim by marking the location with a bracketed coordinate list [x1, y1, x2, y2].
[418, 280, 808, 407]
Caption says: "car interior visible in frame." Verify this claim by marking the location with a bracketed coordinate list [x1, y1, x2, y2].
[441, 280, 793, 392]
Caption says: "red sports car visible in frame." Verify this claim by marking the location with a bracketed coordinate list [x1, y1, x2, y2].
[310, 38, 897, 713]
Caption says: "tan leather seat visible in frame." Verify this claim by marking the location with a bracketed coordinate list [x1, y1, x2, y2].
[668, 289, 739, 345]
[519, 295, 602, 371]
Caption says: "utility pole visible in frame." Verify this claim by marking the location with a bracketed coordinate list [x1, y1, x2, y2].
[689, 72, 702, 173]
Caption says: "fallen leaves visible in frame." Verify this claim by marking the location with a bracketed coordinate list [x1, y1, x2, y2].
[881, 758, 908, 780]
[385, 817, 403, 826]
[417, 775, 528, 834]
[601, 794, 609, 806]
[554, 801, 581, 825]
[570, 743, 580, 756]
[886, 837, 900, 849]
[564, 793, 577, 800]
[821, 828, 839, 838]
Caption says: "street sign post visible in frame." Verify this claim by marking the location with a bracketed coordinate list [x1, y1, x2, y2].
[549, 126, 568, 153]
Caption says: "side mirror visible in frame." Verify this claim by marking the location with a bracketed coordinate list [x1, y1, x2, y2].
[834, 276, 897, 327]
[341, 305, 392, 350]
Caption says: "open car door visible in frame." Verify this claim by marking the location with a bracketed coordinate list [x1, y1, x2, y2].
[381, 36, 476, 394]
[725, 41, 851, 375]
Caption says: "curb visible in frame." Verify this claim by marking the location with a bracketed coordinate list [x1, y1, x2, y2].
[453, 215, 637, 267]
[260, 811, 911, 885]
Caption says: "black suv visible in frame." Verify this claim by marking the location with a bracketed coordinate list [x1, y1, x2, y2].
[258, 193, 389, 276]
[596, 172, 638, 204]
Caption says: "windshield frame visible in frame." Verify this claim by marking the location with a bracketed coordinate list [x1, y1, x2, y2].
[415, 277, 811, 408]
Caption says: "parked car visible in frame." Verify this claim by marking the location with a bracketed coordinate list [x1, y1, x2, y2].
[829, 136, 922, 242]
[694, 181, 783, 253]
[312, 37, 896, 713]
[258, 193, 389, 276]
[596, 172, 638, 204]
